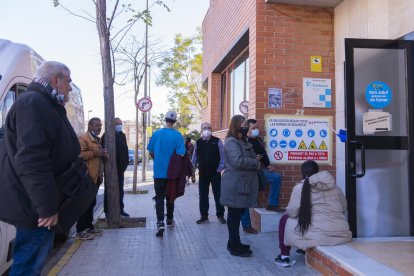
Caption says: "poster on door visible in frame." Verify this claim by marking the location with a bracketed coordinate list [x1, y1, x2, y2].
[265, 114, 332, 165]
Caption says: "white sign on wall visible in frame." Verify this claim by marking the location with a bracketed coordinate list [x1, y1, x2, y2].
[303, 78, 332, 108]
[265, 114, 332, 165]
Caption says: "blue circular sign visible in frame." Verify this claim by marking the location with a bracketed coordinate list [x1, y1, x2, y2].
[283, 129, 290, 137]
[280, 140, 287, 148]
[270, 129, 278, 137]
[320, 129, 327, 138]
[365, 81, 392, 109]
[289, 140, 297, 148]
[270, 140, 278, 148]
[295, 129, 303, 137]
[308, 129, 315, 137]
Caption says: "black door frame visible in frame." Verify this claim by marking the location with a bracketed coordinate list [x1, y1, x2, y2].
[345, 38, 414, 237]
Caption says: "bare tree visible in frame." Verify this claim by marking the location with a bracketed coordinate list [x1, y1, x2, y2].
[53, 0, 169, 228]
[116, 37, 164, 193]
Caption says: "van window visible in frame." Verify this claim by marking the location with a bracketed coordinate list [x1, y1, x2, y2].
[0, 84, 27, 127]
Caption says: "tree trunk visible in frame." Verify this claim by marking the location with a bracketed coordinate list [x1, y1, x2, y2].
[96, 0, 120, 227]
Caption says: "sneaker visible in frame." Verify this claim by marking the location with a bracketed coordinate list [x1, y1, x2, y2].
[243, 226, 258, 234]
[296, 249, 306, 256]
[274, 255, 296, 267]
[217, 216, 227, 224]
[266, 205, 286, 212]
[87, 229, 103, 236]
[156, 221, 165, 237]
[120, 211, 130, 217]
[76, 230, 95, 240]
[227, 240, 250, 251]
[196, 216, 209, 224]
[166, 218, 175, 227]
[229, 245, 253, 257]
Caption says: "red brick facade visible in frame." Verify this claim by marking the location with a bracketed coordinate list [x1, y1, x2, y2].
[202, 0, 336, 206]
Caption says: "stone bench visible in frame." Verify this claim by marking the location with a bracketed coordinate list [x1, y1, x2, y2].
[250, 208, 284, 233]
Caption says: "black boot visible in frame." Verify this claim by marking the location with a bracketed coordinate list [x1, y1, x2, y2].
[228, 243, 252, 257]
[226, 240, 250, 251]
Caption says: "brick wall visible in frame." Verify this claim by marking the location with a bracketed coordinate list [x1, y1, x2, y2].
[203, 1, 336, 207]
[307, 248, 354, 276]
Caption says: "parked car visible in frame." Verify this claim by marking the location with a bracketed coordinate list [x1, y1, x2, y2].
[128, 149, 142, 165]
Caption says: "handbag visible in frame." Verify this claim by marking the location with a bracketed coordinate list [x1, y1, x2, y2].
[51, 157, 98, 234]
[258, 169, 268, 191]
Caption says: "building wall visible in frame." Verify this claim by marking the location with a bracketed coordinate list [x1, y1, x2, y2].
[334, 0, 414, 191]
[203, 1, 336, 206]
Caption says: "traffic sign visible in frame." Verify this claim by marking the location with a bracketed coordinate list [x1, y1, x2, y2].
[239, 100, 249, 115]
[137, 97, 153, 112]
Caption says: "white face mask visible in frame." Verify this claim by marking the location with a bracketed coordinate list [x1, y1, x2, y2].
[115, 125, 123, 132]
[251, 129, 260, 137]
[202, 129, 212, 138]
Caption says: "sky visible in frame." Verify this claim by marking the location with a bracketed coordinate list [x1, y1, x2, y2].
[0, 0, 209, 121]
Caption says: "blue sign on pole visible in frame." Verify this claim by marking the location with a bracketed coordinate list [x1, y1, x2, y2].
[365, 81, 392, 109]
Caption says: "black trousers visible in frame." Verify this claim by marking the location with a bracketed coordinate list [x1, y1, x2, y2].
[154, 178, 174, 222]
[227, 207, 244, 246]
[76, 197, 96, 233]
[104, 172, 125, 213]
[198, 172, 224, 217]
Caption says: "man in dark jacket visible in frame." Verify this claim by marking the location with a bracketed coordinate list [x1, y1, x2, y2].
[102, 117, 130, 217]
[192, 122, 226, 224]
[0, 61, 80, 275]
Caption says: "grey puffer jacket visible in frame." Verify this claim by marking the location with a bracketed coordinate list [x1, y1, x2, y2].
[220, 136, 259, 208]
[284, 171, 352, 250]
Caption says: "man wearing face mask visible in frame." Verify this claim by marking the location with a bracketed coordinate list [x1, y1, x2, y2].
[102, 117, 130, 217]
[192, 123, 226, 224]
[245, 119, 284, 212]
[0, 61, 81, 274]
[76, 117, 107, 240]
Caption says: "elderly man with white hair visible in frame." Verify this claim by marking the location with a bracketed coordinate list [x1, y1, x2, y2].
[0, 61, 81, 275]
[192, 122, 226, 225]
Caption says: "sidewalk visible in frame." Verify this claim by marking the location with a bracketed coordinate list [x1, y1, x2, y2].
[50, 180, 318, 275]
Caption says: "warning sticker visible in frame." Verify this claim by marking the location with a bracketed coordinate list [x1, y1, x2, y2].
[309, 141, 317, 150]
[298, 140, 307, 149]
[265, 115, 332, 165]
[319, 141, 327, 150]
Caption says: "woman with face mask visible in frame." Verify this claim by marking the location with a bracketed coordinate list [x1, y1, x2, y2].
[220, 115, 260, 257]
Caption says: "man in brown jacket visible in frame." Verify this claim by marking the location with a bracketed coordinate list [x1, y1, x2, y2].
[76, 117, 108, 240]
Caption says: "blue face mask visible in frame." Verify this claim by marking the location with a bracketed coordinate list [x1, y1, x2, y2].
[115, 125, 123, 132]
[251, 129, 260, 137]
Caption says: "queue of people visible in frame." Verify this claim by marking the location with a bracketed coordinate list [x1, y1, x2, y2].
[0, 61, 351, 274]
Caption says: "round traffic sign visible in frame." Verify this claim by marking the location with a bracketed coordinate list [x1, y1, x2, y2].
[137, 97, 153, 112]
[239, 100, 249, 115]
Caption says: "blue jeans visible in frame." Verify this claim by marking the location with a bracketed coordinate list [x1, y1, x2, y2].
[10, 227, 54, 276]
[263, 169, 281, 206]
[240, 208, 251, 228]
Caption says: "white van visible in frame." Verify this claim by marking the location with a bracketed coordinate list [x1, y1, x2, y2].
[0, 39, 85, 274]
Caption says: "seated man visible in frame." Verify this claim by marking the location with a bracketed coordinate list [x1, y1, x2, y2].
[246, 119, 284, 212]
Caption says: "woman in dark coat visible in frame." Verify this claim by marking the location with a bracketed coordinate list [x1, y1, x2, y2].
[221, 115, 260, 257]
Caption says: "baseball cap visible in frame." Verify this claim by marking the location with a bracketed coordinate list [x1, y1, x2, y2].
[165, 111, 177, 122]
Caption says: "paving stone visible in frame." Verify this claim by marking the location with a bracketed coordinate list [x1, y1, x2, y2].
[58, 181, 319, 275]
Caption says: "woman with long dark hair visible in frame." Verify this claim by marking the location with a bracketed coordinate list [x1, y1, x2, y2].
[220, 115, 260, 257]
[275, 160, 352, 267]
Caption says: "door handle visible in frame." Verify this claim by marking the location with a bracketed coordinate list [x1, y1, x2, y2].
[350, 140, 365, 178]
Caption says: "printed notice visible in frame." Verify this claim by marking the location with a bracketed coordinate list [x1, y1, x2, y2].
[303, 78, 331, 108]
[265, 115, 332, 165]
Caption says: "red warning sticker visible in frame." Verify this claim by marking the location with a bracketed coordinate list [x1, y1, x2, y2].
[288, 151, 328, 161]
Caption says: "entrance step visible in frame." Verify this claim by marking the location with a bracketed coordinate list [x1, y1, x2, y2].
[250, 208, 284, 233]
[307, 237, 414, 275]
